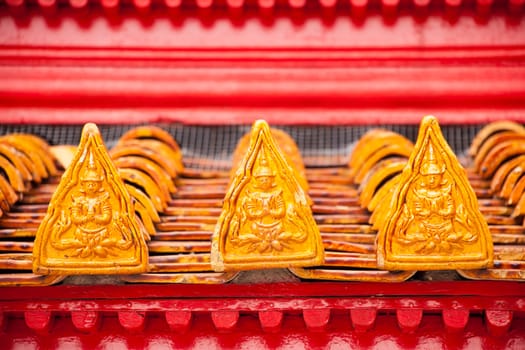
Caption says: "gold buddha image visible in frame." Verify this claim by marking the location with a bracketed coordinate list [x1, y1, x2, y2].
[51, 158, 132, 258]
[377, 116, 492, 270]
[33, 123, 148, 274]
[394, 144, 477, 254]
[230, 150, 307, 254]
[212, 120, 324, 271]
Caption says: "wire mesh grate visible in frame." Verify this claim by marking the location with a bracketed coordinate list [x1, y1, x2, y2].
[0, 123, 484, 171]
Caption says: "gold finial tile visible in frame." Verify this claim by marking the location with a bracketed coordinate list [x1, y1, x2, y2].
[33, 123, 149, 275]
[211, 120, 324, 271]
[376, 116, 493, 270]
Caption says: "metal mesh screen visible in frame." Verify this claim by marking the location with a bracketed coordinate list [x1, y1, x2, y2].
[0, 124, 483, 170]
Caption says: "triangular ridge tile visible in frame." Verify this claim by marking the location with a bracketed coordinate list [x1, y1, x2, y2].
[376, 116, 493, 270]
[211, 120, 324, 271]
[33, 123, 149, 275]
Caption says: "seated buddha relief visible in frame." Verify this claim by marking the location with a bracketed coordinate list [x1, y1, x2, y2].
[33, 123, 148, 275]
[211, 120, 324, 271]
[376, 116, 493, 270]
[233, 150, 305, 254]
[52, 159, 132, 259]
[395, 143, 476, 254]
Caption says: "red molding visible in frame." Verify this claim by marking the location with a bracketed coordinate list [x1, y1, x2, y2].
[1, 10, 524, 125]
[2, 312, 523, 349]
[1, 49, 524, 125]
[1, 295, 524, 312]
[2, 47, 524, 67]
[2, 12, 524, 49]
[3, 107, 525, 125]
[1, 0, 524, 15]
[2, 67, 523, 103]
[0, 283, 523, 348]
[0, 281, 523, 300]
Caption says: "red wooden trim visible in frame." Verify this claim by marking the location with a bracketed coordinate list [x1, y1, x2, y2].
[0, 283, 522, 348]
[1, 281, 523, 300]
[1, 292, 522, 348]
[1, 63, 524, 125]
[2, 107, 525, 125]
[2, 312, 524, 349]
[1, 295, 524, 313]
[0, 0, 522, 15]
[2, 66, 523, 102]
[2, 12, 524, 49]
[2, 47, 524, 66]
[1, 9, 524, 125]
[1, 0, 524, 15]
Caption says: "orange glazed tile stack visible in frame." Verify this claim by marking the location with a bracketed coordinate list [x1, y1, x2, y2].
[0, 117, 524, 286]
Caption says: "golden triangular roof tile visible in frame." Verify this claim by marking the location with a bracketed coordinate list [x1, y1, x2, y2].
[33, 123, 149, 275]
[376, 116, 493, 270]
[211, 120, 324, 271]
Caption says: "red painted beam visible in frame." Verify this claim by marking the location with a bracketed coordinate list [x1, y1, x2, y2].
[1, 295, 524, 315]
[0, 11, 523, 125]
[0, 282, 523, 346]
[1, 281, 523, 300]
[1, 14, 524, 49]
[0, 43, 523, 125]
[3, 107, 525, 125]
[2, 312, 524, 349]
[1, 63, 524, 125]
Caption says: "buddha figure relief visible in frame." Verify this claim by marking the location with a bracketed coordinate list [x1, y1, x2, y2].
[230, 150, 306, 253]
[33, 123, 148, 275]
[51, 156, 133, 258]
[394, 144, 476, 254]
[376, 116, 492, 270]
[211, 120, 324, 271]
[69, 164, 113, 257]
